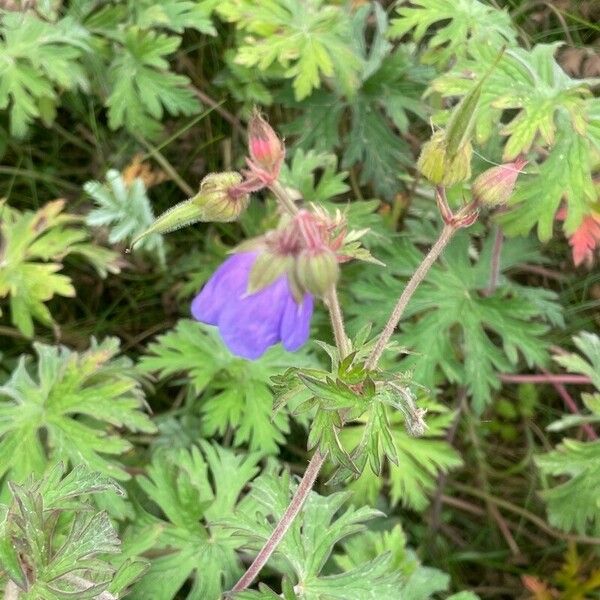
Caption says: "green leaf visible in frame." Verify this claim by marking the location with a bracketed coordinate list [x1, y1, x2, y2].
[389, 0, 516, 67]
[339, 400, 462, 510]
[536, 332, 600, 536]
[334, 525, 451, 599]
[0, 339, 156, 484]
[106, 27, 199, 137]
[536, 438, 600, 536]
[219, 0, 363, 100]
[128, 443, 260, 600]
[0, 200, 120, 337]
[553, 331, 600, 390]
[133, 0, 218, 35]
[141, 320, 314, 454]
[227, 471, 382, 582]
[85, 169, 166, 264]
[343, 97, 412, 200]
[0, 12, 89, 136]
[0, 464, 143, 598]
[279, 149, 349, 203]
[348, 231, 560, 412]
[500, 121, 595, 240]
[432, 43, 595, 155]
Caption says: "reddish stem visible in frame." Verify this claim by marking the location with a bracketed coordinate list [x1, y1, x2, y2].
[540, 369, 597, 441]
[499, 374, 592, 385]
[228, 451, 326, 593]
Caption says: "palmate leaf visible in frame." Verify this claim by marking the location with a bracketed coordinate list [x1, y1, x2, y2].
[348, 232, 561, 412]
[500, 120, 596, 240]
[338, 400, 462, 510]
[0, 12, 89, 136]
[133, 0, 219, 35]
[106, 27, 199, 137]
[0, 200, 120, 337]
[284, 5, 430, 199]
[0, 463, 146, 599]
[431, 43, 597, 237]
[230, 474, 457, 600]
[279, 149, 349, 204]
[432, 43, 596, 158]
[127, 443, 260, 600]
[218, 0, 363, 100]
[536, 437, 600, 537]
[389, 0, 515, 67]
[0, 338, 156, 486]
[334, 526, 451, 600]
[85, 169, 166, 264]
[140, 320, 313, 454]
[535, 332, 600, 536]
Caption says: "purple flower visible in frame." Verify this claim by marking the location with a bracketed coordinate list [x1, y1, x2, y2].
[191, 252, 313, 360]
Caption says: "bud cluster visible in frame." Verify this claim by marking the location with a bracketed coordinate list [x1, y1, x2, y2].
[246, 208, 346, 300]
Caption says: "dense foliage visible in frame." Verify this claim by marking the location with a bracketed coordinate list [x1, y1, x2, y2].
[0, 1, 599, 599]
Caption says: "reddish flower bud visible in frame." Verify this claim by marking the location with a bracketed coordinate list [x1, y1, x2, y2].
[247, 110, 285, 177]
[472, 157, 527, 207]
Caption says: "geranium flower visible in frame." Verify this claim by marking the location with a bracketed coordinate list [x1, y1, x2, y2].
[191, 252, 313, 359]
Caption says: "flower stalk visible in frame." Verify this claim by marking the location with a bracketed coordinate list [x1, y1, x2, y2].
[228, 175, 466, 594]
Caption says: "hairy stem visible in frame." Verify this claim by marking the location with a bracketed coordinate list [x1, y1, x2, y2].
[325, 287, 351, 358]
[365, 224, 456, 370]
[269, 180, 299, 216]
[229, 182, 349, 595]
[229, 450, 327, 594]
[231, 190, 464, 593]
[499, 373, 592, 385]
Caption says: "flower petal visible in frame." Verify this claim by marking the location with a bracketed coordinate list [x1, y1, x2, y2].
[217, 277, 289, 360]
[280, 288, 313, 352]
[191, 252, 257, 325]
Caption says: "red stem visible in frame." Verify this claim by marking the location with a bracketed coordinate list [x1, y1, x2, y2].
[499, 374, 592, 384]
[540, 369, 597, 441]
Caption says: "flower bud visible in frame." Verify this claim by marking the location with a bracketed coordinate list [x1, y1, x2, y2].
[295, 248, 339, 297]
[472, 157, 527, 207]
[247, 250, 294, 294]
[130, 172, 248, 249]
[417, 130, 472, 187]
[248, 110, 285, 174]
[197, 172, 249, 221]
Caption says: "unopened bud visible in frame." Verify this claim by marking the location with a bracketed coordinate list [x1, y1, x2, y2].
[248, 110, 285, 175]
[130, 172, 248, 249]
[472, 157, 527, 207]
[247, 251, 294, 294]
[295, 248, 339, 297]
[417, 131, 472, 187]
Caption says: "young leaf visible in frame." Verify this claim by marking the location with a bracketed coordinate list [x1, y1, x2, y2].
[279, 149, 350, 203]
[0, 200, 120, 337]
[0, 339, 156, 484]
[106, 28, 199, 136]
[133, 0, 218, 35]
[0, 12, 90, 136]
[334, 525, 451, 600]
[339, 400, 462, 510]
[218, 0, 363, 100]
[536, 332, 600, 536]
[389, 0, 515, 67]
[85, 169, 166, 264]
[127, 443, 260, 600]
[0, 464, 145, 598]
